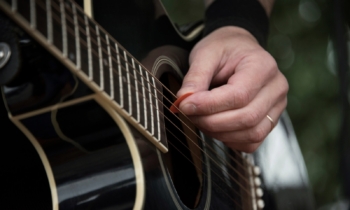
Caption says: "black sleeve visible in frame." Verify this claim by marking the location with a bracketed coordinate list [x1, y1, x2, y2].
[203, 0, 269, 47]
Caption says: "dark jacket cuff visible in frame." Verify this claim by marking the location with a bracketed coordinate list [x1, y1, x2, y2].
[204, 0, 269, 47]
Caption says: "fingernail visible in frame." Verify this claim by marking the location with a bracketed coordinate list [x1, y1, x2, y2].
[181, 103, 196, 115]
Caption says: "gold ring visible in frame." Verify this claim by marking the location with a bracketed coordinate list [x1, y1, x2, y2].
[266, 115, 275, 132]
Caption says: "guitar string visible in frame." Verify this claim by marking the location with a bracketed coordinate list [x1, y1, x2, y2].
[35, 0, 255, 195]
[165, 132, 244, 209]
[46, 0, 254, 182]
[165, 127, 252, 200]
[161, 106, 252, 197]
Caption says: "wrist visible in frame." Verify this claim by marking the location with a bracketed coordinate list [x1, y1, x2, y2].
[210, 26, 259, 44]
[203, 0, 269, 47]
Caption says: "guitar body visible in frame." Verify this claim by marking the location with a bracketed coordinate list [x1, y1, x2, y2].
[0, 0, 314, 209]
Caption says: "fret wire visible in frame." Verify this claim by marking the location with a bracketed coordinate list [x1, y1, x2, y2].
[86, 26, 101, 87]
[65, 0, 144, 75]
[132, 58, 140, 122]
[84, 15, 92, 80]
[48, 1, 63, 51]
[106, 35, 114, 99]
[123, 50, 132, 115]
[63, 3, 78, 65]
[95, 26, 104, 90]
[59, 0, 67, 56]
[145, 71, 155, 135]
[58, 3, 143, 78]
[48, 6, 100, 65]
[115, 43, 123, 108]
[152, 76, 161, 140]
[30, 0, 36, 28]
[48, 0, 167, 108]
[40, 4, 157, 141]
[48, 2, 152, 93]
[11, 0, 17, 11]
[72, 3, 81, 69]
[39, 2, 105, 92]
[139, 65, 147, 130]
[46, 0, 53, 43]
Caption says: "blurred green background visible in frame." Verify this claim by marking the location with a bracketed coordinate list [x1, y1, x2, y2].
[269, 0, 343, 208]
[163, 0, 347, 208]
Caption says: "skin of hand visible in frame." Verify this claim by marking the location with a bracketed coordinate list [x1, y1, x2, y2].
[176, 26, 289, 153]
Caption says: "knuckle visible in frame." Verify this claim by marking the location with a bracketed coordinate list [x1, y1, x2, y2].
[262, 51, 278, 68]
[199, 99, 218, 114]
[248, 127, 266, 143]
[222, 98, 235, 111]
[277, 73, 289, 95]
[257, 51, 278, 75]
[243, 111, 260, 127]
[199, 118, 218, 132]
[212, 133, 229, 142]
[234, 88, 250, 107]
[282, 97, 288, 108]
[281, 76, 289, 95]
[184, 72, 205, 84]
[190, 116, 199, 126]
[273, 75, 290, 103]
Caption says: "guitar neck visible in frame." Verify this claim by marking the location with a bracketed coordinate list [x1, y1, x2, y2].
[0, 0, 168, 152]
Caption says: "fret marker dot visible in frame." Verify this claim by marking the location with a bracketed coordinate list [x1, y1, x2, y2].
[253, 166, 261, 175]
[69, 53, 75, 61]
[122, 76, 127, 83]
[257, 199, 265, 209]
[103, 59, 108, 66]
[256, 188, 263, 197]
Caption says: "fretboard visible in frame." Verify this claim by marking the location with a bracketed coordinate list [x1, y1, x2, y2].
[0, 0, 168, 152]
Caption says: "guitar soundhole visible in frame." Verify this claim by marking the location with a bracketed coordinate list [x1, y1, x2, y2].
[161, 73, 203, 209]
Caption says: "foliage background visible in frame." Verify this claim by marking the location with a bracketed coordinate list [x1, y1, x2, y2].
[269, 0, 343, 208]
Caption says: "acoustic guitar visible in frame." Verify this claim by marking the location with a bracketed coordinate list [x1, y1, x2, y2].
[0, 0, 314, 209]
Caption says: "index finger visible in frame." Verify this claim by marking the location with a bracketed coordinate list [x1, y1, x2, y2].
[179, 55, 278, 115]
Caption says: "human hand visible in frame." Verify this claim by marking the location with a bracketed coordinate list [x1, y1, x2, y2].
[176, 26, 289, 153]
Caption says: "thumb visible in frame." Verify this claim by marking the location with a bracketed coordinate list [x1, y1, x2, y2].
[176, 52, 220, 114]
[177, 51, 220, 97]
